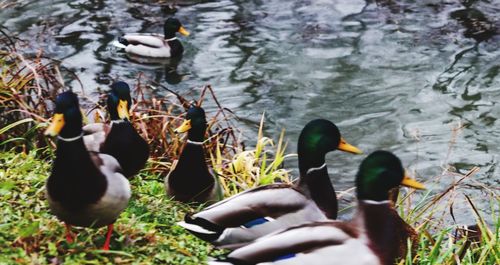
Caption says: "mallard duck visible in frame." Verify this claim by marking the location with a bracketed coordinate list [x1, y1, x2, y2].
[115, 17, 190, 58]
[164, 106, 223, 204]
[210, 150, 425, 265]
[44, 91, 131, 250]
[178, 119, 363, 249]
[83, 81, 149, 179]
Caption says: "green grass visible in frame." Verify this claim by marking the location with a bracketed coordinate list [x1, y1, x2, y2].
[1, 147, 498, 265]
[0, 150, 224, 264]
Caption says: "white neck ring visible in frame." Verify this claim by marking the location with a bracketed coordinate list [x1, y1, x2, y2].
[306, 163, 327, 175]
[361, 200, 391, 205]
[111, 119, 127, 124]
[58, 133, 84, 142]
[187, 139, 204, 145]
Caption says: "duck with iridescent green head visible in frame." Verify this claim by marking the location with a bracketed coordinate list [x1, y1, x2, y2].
[211, 150, 425, 265]
[178, 119, 363, 250]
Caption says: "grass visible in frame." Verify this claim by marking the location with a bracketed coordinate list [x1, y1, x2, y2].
[1, 140, 498, 264]
[399, 172, 499, 265]
[0, 150, 223, 264]
[0, 113, 293, 264]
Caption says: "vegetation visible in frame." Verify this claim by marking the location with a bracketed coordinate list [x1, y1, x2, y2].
[0, 18, 498, 265]
[0, 141, 498, 264]
[0, 150, 222, 264]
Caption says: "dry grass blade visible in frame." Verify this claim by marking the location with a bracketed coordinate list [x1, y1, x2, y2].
[0, 29, 83, 151]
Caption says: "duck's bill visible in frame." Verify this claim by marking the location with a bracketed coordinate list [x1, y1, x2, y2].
[337, 137, 363, 154]
[401, 172, 426, 190]
[118, 99, 130, 120]
[175, 119, 192, 133]
[45, 113, 64, 136]
[178, 26, 190, 36]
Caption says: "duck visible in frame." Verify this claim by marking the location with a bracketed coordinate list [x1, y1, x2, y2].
[177, 119, 363, 250]
[83, 81, 149, 179]
[210, 150, 425, 265]
[164, 105, 223, 204]
[115, 17, 190, 58]
[44, 91, 131, 250]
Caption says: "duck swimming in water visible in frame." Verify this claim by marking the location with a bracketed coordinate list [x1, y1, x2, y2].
[115, 17, 190, 58]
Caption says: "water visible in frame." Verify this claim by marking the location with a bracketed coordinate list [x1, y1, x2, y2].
[1, 0, 499, 223]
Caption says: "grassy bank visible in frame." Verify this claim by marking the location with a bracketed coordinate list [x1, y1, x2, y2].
[1, 147, 498, 265]
[0, 150, 222, 264]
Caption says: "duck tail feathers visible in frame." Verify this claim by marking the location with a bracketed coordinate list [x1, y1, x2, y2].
[112, 36, 129, 49]
[178, 214, 224, 242]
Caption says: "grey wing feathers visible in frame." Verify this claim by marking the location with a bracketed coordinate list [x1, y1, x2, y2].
[122, 34, 165, 47]
[193, 184, 306, 226]
[83, 123, 107, 152]
[83, 123, 107, 134]
[188, 184, 330, 249]
[227, 222, 355, 263]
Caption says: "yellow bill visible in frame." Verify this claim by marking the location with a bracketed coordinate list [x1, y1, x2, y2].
[117, 99, 130, 120]
[175, 119, 191, 133]
[401, 171, 426, 190]
[337, 137, 363, 154]
[45, 113, 64, 136]
[178, 26, 190, 36]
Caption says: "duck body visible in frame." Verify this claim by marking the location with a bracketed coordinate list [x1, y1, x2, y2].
[182, 183, 329, 250]
[116, 18, 189, 58]
[119, 34, 183, 58]
[211, 151, 425, 265]
[164, 106, 223, 204]
[83, 81, 149, 179]
[47, 139, 130, 228]
[166, 140, 222, 203]
[178, 119, 362, 249]
[100, 120, 149, 177]
[84, 120, 149, 178]
[213, 201, 412, 265]
[45, 91, 131, 250]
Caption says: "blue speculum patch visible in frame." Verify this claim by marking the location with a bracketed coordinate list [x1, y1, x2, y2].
[274, 253, 296, 261]
[242, 217, 269, 228]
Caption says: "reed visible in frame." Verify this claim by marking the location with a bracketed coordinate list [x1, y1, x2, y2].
[0, 28, 68, 150]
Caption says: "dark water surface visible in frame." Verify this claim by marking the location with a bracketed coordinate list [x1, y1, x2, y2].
[1, 0, 499, 223]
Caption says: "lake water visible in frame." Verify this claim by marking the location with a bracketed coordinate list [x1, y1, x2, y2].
[1, 0, 499, 223]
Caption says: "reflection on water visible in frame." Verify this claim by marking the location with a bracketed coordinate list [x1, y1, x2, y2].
[1, 0, 499, 222]
[450, 7, 496, 42]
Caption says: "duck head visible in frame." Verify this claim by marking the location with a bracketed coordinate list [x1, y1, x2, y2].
[108, 81, 132, 121]
[298, 119, 362, 175]
[164, 18, 190, 39]
[45, 91, 82, 138]
[356, 150, 425, 202]
[175, 106, 207, 142]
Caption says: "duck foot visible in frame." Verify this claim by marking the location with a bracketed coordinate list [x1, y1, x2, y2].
[102, 224, 114, 251]
[65, 223, 74, 243]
